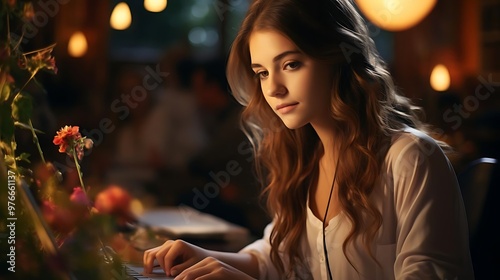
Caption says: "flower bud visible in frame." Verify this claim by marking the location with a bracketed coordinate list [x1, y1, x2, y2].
[84, 138, 94, 150]
[70, 187, 90, 206]
[23, 3, 34, 21]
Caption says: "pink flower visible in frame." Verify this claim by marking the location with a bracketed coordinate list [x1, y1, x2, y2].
[34, 162, 62, 188]
[70, 187, 90, 206]
[42, 200, 57, 223]
[42, 200, 76, 234]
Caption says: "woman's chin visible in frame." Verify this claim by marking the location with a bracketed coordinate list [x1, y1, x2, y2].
[280, 119, 307, 130]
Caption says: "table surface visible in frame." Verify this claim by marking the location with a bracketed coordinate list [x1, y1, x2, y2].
[113, 222, 255, 265]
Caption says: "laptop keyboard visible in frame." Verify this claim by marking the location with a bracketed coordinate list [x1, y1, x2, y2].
[123, 263, 174, 280]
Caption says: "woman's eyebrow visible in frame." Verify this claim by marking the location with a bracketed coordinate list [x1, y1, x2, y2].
[251, 50, 301, 68]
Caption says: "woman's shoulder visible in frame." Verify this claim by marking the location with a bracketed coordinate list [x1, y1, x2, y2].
[385, 126, 448, 171]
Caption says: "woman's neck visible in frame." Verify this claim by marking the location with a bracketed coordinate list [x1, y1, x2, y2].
[311, 120, 340, 166]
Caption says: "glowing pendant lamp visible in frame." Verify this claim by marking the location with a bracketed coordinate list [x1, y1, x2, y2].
[110, 2, 132, 30]
[355, 0, 437, 31]
[68, 31, 88, 57]
[144, 0, 167, 12]
[430, 64, 451, 92]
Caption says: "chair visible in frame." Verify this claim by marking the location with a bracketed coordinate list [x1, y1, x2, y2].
[457, 157, 497, 237]
[457, 157, 499, 279]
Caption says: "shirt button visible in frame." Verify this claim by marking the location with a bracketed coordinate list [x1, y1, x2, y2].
[320, 256, 325, 262]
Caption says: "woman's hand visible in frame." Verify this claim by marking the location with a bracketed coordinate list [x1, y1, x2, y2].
[143, 239, 209, 277]
[174, 256, 256, 280]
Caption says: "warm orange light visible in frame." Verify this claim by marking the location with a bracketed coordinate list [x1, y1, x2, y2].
[355, 0, 436, 31]
[67, 31, 88, 57]
[430, 64, 451, 92]
[144, 0, 167, 12]
[130, 198, 144, 217]
[110, 2, 132, 30]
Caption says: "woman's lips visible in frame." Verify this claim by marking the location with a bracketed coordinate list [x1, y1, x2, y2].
[276, 102, 299, 113]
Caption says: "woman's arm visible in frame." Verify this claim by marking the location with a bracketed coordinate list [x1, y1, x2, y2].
[390, 130, 474, 279]
[206, 249, 260, 278]
[143, 239, 260, 278]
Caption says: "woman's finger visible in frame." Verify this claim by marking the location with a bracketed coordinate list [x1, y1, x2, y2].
[164, 240, 198, 276]
[143, 240, 173, 274]
[174, 257, 220, 279]
[143, 247, 160, 273]
[155, 242, 174, 275]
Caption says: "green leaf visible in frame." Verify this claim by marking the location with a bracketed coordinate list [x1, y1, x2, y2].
[0, 141, 11, 154]
[16, 152, 30, 163]
[0, 83, 10, 102]
[0, 78, 11, 102]
[11, 93, 32, 123]
[14, 121, 45, 134]
[0, 102, 14, 143]
[3, 155, 14, 166]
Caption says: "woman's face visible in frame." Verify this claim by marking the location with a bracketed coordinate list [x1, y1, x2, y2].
[249, 30, 334, 129]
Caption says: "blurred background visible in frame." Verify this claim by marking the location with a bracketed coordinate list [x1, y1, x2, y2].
[8, 0, 500, 277]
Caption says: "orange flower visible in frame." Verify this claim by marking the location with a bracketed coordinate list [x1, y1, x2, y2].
[94, 185, 132, 216]
[53, 125, 83, 159]
[94, 185, 138, 226]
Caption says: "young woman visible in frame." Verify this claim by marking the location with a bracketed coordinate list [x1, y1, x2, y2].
[143, 0, 474, 279]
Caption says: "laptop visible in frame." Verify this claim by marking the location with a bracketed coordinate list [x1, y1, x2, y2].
[123, 263, 173, 279]
[17, 179, 173, 280]
[121, 206, 251, 279]
[137, 206, 250, 241]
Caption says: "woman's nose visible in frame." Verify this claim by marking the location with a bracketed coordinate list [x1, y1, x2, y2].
[265, 74, 287, 97]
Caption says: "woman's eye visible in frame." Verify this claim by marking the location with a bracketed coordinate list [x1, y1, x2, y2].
[256, 71, 269, 79]
[284, 61, 301, 70]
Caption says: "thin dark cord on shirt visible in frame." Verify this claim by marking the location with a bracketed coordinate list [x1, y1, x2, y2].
[322, 153, 341, 280]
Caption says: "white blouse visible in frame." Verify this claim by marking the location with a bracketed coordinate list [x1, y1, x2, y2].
[240, 128, 475, 279]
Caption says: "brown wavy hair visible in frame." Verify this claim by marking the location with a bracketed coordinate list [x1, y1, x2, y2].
[227, 0, 428, 276]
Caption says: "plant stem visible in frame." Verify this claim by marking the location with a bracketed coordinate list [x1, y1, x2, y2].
[13, 70, 37, 101]
[72, 149, 86, 194]
[6, 13, 10, 47]
[10, 137, 18, 172]
[71, 149, 112, 263]
[29, 119, 46, 164]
